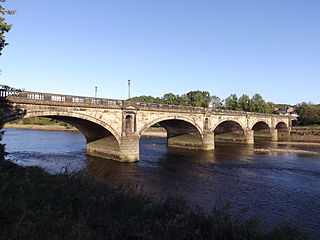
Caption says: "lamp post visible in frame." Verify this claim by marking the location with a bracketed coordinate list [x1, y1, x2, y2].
[95, 86, 97, 98]
[128, 79, 131, 99]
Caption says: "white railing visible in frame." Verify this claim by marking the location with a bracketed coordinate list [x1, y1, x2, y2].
[27, 93, 44, 100]
[51, 95, 66, 101]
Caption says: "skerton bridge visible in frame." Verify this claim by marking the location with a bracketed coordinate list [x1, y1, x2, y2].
[0, 90, 293, 162]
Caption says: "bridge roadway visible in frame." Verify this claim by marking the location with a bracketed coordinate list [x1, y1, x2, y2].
[0, 90, 293, 162]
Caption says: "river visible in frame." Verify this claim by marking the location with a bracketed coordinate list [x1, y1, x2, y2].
[2, 128, 320, 239]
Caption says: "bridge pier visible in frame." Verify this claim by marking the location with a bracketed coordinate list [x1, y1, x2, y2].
[167, 132, 215, 150]
[167, 133, 204, 149]
[86, 136, 122, 161]
[270, 129, 278, 141]
[119, 134, 140, 162]
[86, 135, 139, 162]
[278, 127, 291, 139]
[201, 132, 215, 150]
[245, 130, 254, 144]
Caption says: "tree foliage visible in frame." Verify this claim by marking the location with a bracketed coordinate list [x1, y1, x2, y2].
[131, 91, 275, 114]
[186, 90, 212, 107]
[131, 90, 213, 107]
[130, 95, 162, 104]
[0, 0, 15, 55]
[223, 93, 275, 114]
[0, 0, 14, 160]
[238, 94, 252, 112]
[211, 95, 222, 109]
[224, 94, 239, 110]
[295, 102, 320, 125]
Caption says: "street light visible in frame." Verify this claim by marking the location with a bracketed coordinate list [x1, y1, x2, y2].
[128, 79, 131, 99]
[95, 86, 97, 98]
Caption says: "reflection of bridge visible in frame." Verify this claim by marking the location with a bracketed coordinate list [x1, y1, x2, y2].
[0, 90, 293, 162]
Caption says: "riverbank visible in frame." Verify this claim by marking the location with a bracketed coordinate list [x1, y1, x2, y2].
[255, 148, 320, 155]
[290, 127, 320, 142]
[4, 124, 168, 137]
[0, 160, 308, 240]
[4, 123, 78, 132]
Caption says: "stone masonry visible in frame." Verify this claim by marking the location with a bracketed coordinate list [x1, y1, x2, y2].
[0, 90, 293, 162]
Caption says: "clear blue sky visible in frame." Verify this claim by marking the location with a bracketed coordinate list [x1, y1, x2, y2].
[1, 0, 319, 104]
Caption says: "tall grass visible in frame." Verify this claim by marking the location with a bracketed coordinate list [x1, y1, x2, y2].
[0, 160, 308, 240]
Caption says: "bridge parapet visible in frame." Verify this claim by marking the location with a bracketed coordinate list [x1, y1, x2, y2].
[0, 90, 123, 106]
[1, 89, 285, 118]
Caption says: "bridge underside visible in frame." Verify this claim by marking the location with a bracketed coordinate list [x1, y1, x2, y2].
[252, 121, 273, 140]
[157, 120, 214, 150]
[51, 116, 124, 161]
[214, 121, 246, 143]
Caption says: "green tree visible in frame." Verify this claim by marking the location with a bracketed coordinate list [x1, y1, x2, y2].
[186, 90, 212, 107]
[224, 94, 238, 110]
[211, 95, 222, 109]
[251, 93, 267, 113]
[162, 93, 179, 105]
[176, 94, 189, 106]
[238, 94, 253, 112]
[0, 0, 16, 55]
[266, 102, 276, 114]
[130, 95, 162, 104]
[131, 91, 274, 114]
[0, 0, 15, 160]
[295, 102, 320, 125]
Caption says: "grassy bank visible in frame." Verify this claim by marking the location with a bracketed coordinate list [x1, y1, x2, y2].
[0, 160, 308, 240]
[4, 124, 78, 132]
[6, 117, 75, 130]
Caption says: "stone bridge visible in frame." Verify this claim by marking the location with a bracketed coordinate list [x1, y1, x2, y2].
[0, 90, 293, 162]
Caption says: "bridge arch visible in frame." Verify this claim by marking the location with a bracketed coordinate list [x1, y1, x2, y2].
[212, 120, 245, 134]
[275, 121, 290, 139]
[251, 121, 270, 131]
[139, 116, 202, 137]
[212, 120, 246, 143]
[251, 121, 273, 140]
[275, 122, 288, 130]
[139, 116, 206, 150]
[5, 110, 121, 145]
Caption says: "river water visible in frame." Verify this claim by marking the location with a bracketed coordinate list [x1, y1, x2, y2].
[2, 128, 320, 238]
